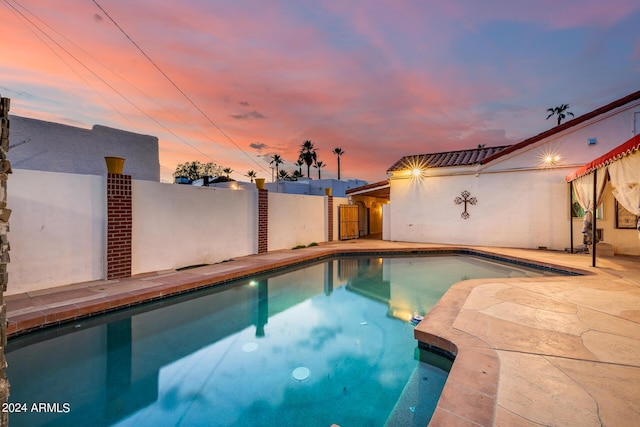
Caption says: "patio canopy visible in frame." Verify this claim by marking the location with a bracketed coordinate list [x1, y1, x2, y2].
[565, 134, 640, 266]
[566, 134, 640, 182]
[566, 133, 640, 238]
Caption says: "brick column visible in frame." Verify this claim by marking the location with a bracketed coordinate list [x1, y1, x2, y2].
[107, 173, 132, 279]
[258, 189, 268, 254]
[0, 93, 10, 426]
[327, 196, 334, 242]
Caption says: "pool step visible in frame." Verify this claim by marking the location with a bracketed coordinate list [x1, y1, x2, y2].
[384, 360, 449, 426]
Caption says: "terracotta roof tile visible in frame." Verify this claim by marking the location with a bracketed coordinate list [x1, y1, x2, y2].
[387, 145, 510, 172]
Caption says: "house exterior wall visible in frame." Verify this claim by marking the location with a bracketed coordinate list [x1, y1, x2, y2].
[590, 181, 640, 256]
[8, 169, 105, 294]
[9, 115, 160, 181]
[264, 178, 367, 197]
[388, 169, 570, 249]
[387, 98, 640, 252]
[131, 181, 256, 274]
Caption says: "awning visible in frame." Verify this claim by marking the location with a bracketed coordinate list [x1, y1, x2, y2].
[566, 134, 640, 182]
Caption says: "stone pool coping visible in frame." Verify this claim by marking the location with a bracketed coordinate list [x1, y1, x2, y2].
[6, 241, 640, 426]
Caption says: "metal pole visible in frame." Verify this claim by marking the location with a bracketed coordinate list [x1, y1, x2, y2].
[592, 169, 597, 267]
[569, 181, 574, 254]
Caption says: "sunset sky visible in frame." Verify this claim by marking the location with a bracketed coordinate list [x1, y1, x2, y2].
[1, 0, 639, 183]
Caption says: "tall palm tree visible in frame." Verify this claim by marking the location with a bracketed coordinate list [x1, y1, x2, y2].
[332, 147, 345, 180]
[245, 170, 257, 183]
[270, 154, 284, 180]
[314, 161, 325, 179]
[298, 140, 317, 178]
[546, 104, 574, 126]
[222, 167, 233, 178]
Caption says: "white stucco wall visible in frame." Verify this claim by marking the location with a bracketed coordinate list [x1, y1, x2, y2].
[268, 193, 326, 250]
[131, 181, 256, 273]
[388, 168, 570, 249]
[7, 169, 105, 295]
[382, 204, 391, 240]
[7, 171, 339, 294]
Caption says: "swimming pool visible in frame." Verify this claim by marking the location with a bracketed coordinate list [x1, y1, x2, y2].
[6, 254, 560, 426]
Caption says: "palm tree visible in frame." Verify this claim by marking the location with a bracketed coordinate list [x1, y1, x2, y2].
[546, 104, 574, 126]
[278, 169, 290, 180]
[314, 161, 325, 179]
[291, 170, 303, 180]
[298, 140, 317, 178]
[295, 159, 304, 176]
[223, 167, 233, 178]
[270, 154, 284, 180]
[332, 147, 345, 180]
[245, 170, 257, 183]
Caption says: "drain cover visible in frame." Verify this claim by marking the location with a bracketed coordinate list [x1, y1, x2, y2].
[242, 342, 258, 352]
[292, 367, 310, 381]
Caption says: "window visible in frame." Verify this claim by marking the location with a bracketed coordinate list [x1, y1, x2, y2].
[571, 188, 603, 219]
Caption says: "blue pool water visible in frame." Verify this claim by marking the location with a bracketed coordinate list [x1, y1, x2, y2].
[6, 254, 559, 427]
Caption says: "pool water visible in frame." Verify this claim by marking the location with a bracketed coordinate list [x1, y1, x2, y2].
[6, 255, 558, 427]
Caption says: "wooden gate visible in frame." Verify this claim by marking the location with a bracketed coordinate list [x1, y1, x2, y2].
[339, 204, 359, 240]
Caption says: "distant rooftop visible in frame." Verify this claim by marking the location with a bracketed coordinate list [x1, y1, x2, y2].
[387, 145, 510, 172]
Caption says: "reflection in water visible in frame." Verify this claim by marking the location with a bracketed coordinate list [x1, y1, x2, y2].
[255, 280, 268, 338]
[6, 255, 553, 426]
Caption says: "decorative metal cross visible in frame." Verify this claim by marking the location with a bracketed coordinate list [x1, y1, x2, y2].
[454, 190, 477, 219]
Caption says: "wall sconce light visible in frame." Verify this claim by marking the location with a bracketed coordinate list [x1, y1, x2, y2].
[544, 155, 560, 165]
[540, 148, 561, 167]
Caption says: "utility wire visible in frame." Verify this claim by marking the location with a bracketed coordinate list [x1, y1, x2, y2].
[8, 0, 235, 167]
[91, 0, 271, 174]
[4, 0, 219, 166]
[2, 0, 133, 126]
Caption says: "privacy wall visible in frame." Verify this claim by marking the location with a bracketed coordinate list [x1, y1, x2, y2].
[9, 169, 105, 294]
[131, 181, 256, 274]
[7, 170, 341, 295]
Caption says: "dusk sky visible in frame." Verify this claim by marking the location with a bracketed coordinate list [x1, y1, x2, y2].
[1, 0, 639, 183]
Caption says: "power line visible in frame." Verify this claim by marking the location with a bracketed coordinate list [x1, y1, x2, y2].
[91, 0, 271, 174]
[4, 0, 223, 167]
[7, 0, 236, 167]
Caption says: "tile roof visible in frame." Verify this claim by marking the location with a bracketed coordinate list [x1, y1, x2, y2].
[387, 145, 510, 172]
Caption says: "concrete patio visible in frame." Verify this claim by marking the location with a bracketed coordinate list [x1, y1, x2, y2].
[6, 240, 640, 426]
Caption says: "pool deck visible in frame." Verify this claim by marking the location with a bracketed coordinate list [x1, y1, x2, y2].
[5, 240, 640, 426]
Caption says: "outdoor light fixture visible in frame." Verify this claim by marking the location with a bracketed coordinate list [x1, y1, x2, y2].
[540, 148, 561, 167]
[544, 155, 560, 165]
[399, 156, 428, 179]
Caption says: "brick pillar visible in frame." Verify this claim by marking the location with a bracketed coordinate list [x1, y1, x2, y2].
[107, 173, 132, 279]
[0, 93, 10, 426]
[328, 196, 334, 242]
[258, 189, 268, 254]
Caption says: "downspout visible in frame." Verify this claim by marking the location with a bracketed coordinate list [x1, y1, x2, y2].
[592, 169, 597, 267]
